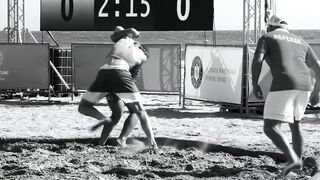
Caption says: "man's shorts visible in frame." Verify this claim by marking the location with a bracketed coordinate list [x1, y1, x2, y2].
[82, 69, 142, 104]
[263, 90, 310, 123]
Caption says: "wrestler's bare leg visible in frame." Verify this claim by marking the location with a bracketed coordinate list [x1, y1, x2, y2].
[116, 109, 139, 147]
[124, 102, 157, 147]
[78, 99, 110, 121]
[98, 96, 125, 145]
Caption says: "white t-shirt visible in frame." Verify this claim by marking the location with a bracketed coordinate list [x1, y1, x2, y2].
[111, 37, 147, 68]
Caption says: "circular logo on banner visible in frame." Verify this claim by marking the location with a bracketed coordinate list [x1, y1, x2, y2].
[191, 56, 203, 89]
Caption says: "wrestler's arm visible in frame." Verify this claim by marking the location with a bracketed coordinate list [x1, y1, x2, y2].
[130, 42, 148, 78]
[134, 42, 148, 59]
[130, 62, 144, 78]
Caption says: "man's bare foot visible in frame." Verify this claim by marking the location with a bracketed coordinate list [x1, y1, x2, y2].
[116, 138, 127, 147]
[147, 139, 158, 149]
[97, 139, 106, 146]
[280, 160, 302, 176]
[150, 143, 158, 150]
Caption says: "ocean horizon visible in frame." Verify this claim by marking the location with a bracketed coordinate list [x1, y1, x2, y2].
[1, 30, 320, 48]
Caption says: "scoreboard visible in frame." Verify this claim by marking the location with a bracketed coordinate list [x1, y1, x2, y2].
[41, 0, 213, 31]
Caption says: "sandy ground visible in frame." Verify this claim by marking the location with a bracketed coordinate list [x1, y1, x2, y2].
[0, 94, 320, 179]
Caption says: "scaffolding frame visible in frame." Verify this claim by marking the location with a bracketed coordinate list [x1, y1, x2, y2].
[7, 0, 25, 43]
[243, 0, 262, 45]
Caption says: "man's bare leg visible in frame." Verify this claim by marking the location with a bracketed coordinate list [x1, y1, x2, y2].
[117, 112, 139, 147]
[289, 121, 304, 159]
[126, 102, 157, 147]
[263, 119, 301, 176]
[78, 99, 109, 121]
[98, 97, 125, 145]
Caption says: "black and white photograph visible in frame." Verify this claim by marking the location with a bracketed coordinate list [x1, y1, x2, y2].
[0, 0, 320, 179]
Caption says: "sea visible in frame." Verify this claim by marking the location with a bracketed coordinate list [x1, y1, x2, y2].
[1, 30, 320, 48]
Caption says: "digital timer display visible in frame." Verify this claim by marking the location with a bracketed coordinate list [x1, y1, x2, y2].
[41, 0, 213, 31]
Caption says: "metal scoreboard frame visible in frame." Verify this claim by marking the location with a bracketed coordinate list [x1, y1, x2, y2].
[40, 0, 214, 31]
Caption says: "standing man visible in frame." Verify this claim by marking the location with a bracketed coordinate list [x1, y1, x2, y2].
[252, 15, 320, 176]
[78, 26, 157, 147]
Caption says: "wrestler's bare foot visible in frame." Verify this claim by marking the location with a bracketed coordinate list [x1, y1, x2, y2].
[116, 138, 127, 147]
[90, 118, 111, 131]
[150, 143, 158, 150]
[147, 139, 158, 149]
[280, 160, 302, 177]
[97, 139, 106, 146]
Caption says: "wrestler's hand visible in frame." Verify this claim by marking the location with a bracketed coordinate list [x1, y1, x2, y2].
[253, 84, 263, 100]
[130, 64, 142, 79]
[129, 28, 139, 38]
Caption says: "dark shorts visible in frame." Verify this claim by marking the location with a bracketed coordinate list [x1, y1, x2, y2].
[88, 69, 139, 93]
[82, 69, 142, 104]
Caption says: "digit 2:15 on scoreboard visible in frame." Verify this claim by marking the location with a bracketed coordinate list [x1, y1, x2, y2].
[94, 0, 213, 31]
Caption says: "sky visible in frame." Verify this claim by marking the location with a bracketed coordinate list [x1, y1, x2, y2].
[0, 0, 320, 31]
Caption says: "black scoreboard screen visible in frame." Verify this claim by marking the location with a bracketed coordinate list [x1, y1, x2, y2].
[41, 0, 213, 31]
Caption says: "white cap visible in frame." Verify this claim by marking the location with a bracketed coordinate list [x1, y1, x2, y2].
[267, 15, 288, 29]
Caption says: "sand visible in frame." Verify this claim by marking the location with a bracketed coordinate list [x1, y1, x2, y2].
[0, 94, 319, 179]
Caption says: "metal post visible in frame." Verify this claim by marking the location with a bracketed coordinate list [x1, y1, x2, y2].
[243, 0, 262, 45]
[242, 0, 262, 116]
[20, 0, 25, 42]
[182, 44, 187, 110]
[7, 0, 25, 43]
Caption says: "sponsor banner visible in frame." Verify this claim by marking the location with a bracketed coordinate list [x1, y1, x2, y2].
[0, 44, 49, 89]
[72, 44, 180, 92]
[247, 46, 272, 103]
[41, 0, 213, 31]
[185, 45, 243, 104]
